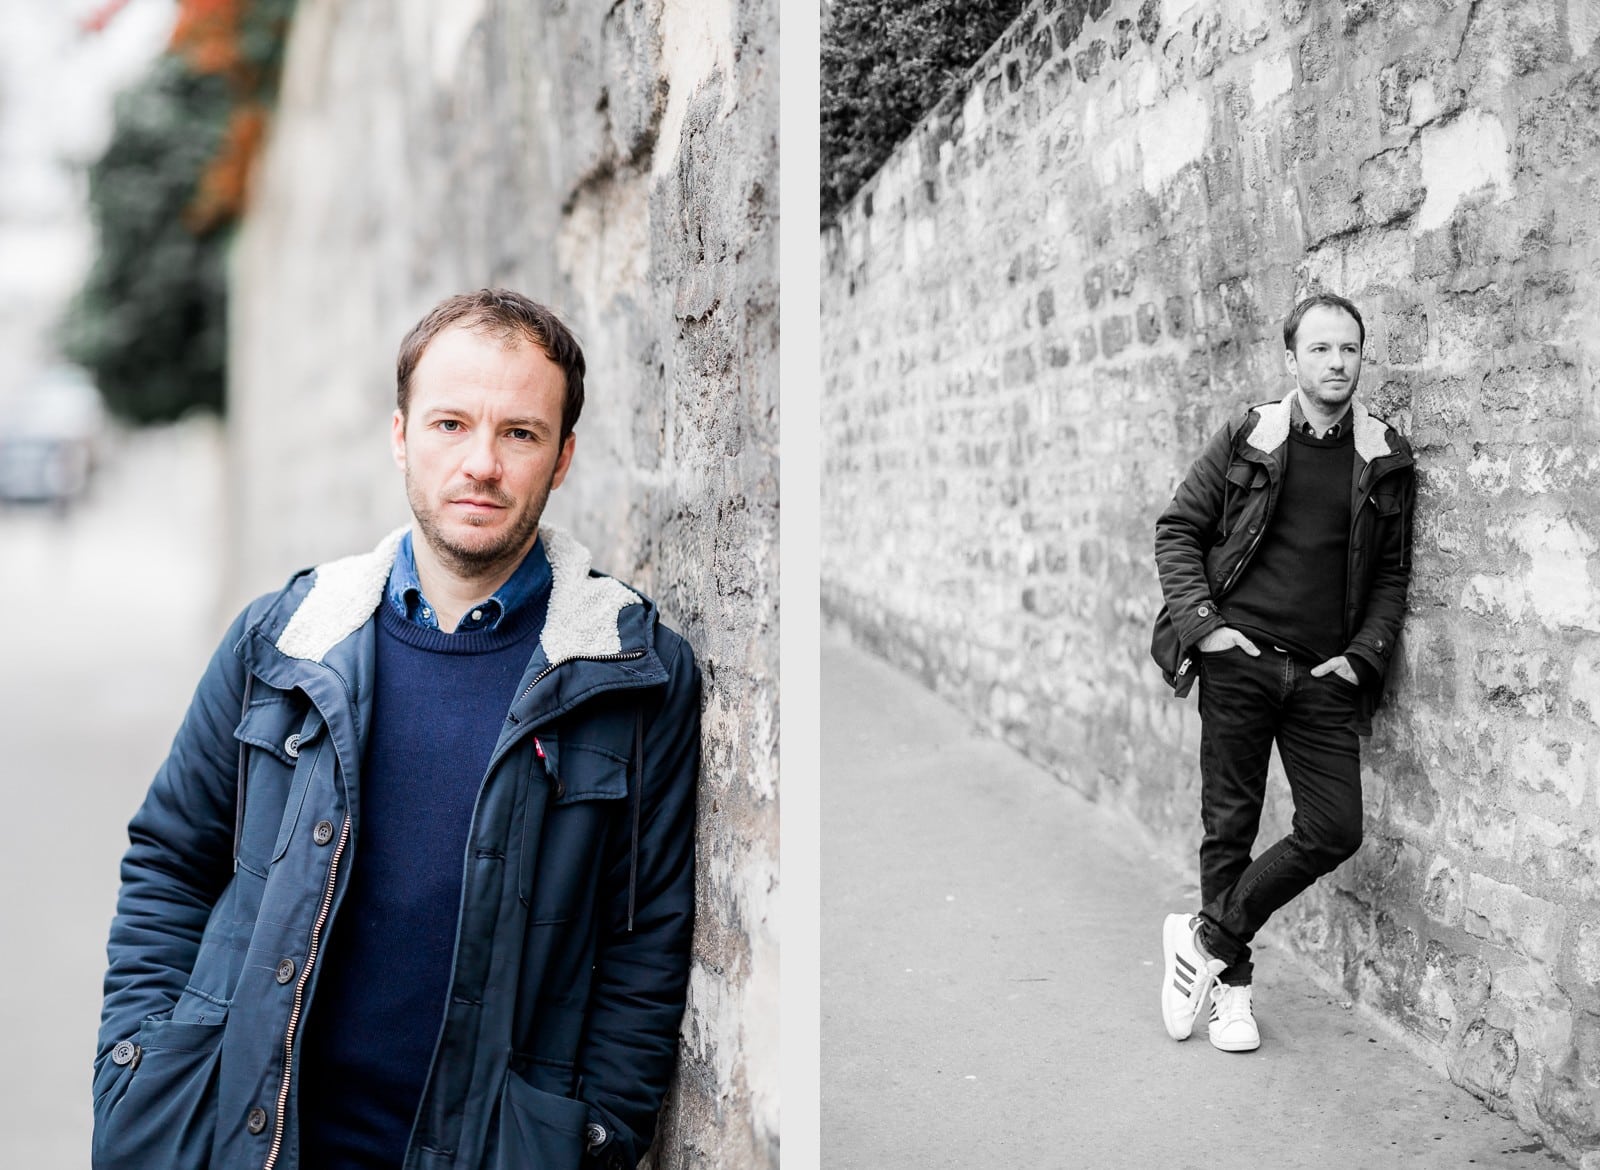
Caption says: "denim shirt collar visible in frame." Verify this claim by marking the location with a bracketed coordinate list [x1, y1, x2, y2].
[1289, 393, 1351, 439]
[386, 530, 552, 633]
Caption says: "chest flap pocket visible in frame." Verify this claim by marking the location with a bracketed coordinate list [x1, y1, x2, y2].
[524, 740, 631, 923]
[1222, 460, 1269, 537]
[232, 695, 327, 874]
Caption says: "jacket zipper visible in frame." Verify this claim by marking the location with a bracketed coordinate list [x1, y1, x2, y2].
[510, 649, 647, 714]
[263, 814, 351, 1170]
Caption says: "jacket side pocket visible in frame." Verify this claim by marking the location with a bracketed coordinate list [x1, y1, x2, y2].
[91, 1017, 226, 1170]
[493, 1069, 589, 1170]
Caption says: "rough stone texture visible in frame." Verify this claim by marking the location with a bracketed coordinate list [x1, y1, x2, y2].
[227, 2, 777, 1166]
[821, 0, 1600, 1159]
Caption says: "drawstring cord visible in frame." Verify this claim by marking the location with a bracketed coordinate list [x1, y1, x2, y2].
[233, 674, 254, 871]
[627, 709, 643, 932]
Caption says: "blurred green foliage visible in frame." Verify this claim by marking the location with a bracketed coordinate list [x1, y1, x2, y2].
[821, 0, 1027, 223]
[59, 0, 295, 424]
[59, 57, 231, 423]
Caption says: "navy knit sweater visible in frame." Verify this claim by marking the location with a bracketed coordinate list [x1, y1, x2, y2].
[297, 596, 546, 1168]
[1226, 424, 1353, 664]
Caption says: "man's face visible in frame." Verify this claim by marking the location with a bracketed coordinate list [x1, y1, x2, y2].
[392, 325, 574, 578]
[1285, 305, 1363, 414]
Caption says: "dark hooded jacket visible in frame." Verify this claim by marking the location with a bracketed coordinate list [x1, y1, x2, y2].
[94, 525, 699, 1170]
[1152, 391, 1415, 731]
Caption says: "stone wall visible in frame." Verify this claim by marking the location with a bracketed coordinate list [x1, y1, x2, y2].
[227, 1, 777, 1166]
[821, 0, 1600, 1159]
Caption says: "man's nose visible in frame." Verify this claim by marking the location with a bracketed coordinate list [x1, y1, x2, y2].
[461, 433, 501, 480]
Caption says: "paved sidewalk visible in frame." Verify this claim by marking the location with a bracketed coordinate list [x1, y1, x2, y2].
[822, 635, 1568, 1169]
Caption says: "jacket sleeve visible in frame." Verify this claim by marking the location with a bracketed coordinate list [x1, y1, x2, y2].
[1153, 420, 1234, 652]
[1344, 460, 1416, 686]
[95, 606, 251, 1088]
[577, 630, 701, 1170]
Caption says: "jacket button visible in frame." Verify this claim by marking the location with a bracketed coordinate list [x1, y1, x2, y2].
[276, 958, 296, 984]
[1197, 604, 1210, 618]
[1248, 524, 1259, 533]
[111, 1040, 139, 1067]
[312, 820, 334, 846]
[284, 733, 301, 759]
[246, 1107, 269, 1135]
[585, 1121, 608, 1151]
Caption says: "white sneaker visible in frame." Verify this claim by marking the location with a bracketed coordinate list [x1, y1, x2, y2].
[1161, 913, 1225, 1040]
[1208, 981, 1260, 1052]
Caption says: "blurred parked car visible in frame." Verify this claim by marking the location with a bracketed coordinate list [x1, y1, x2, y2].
[0, 366, 109, 507]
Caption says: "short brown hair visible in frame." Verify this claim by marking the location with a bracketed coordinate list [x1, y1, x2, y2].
[1283, 292, 1365, 351]
[396, 289, 586, 440]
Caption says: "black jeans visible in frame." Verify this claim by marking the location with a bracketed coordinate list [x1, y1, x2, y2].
[1196, 645, 1363, 985]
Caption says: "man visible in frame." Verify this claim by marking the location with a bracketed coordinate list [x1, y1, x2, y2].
[1151, 292, 1415, 1053]
[93, 289, 700, 1170]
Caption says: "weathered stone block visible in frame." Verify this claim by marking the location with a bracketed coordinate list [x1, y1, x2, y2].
[1101, 315, 1132, 357]
[1359, 144, 1424, 228]
[1136, 301, 1161, 343]
[1474, 646, 1561, 717]
[1464, 873, 1567, 960]
[1354, 912, 1422, 1020]
[1003, 345, 1038, 387]
[1137, 0, 1161, 45]
[1423, 856, 1465, 925]
[1505, 733, 1592, 810]
[1298, 20, 1335, 84]
[1109, 257, 1136, 298]
[1074, 324, 1098, 362]
[1084, 265, 1106, 308]
[1514, 64, 1600, 178]
[1026, 26, 1055, 80]
[1570, 642, 1600, 727]
[1536, 1078, 1600, 1146]
[1053, 0, 1090, 52]
[1284, 104, 1320, 163]
[1305, 168, 1360, 243]
[1411, 224, 1459, 278]
[1163, 294, 1189, 337]
[1452, 1018, 1519, 1100]
[1075, 39, 1108, 82]
[1516, 813, 1600, 901]
[1378, 53, 1465, 132]
[1381, 302, 1427, 363]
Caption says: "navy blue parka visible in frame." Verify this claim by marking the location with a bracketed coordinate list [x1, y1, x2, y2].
[93, 525, 700, 1170]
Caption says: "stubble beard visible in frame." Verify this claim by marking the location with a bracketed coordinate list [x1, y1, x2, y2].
[1299, 369, 1358, 413]
[407, 466, 555, 580]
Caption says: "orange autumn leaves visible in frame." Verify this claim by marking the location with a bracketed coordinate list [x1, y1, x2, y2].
[169, 0, 282, 233]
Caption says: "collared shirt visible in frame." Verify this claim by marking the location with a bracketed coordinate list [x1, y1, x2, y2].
[385, 530, 552, 633]
[1290, 394, 1351, 440]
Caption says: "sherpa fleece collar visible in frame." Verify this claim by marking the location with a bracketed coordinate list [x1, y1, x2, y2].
[1244, 390, 1394, 464]
[275, 523, 643, 665]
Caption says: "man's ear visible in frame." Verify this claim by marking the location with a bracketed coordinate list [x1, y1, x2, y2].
[1283, 348, 1298, 379]
[391, 409, 407, 471]
[550, 432, 576, 490]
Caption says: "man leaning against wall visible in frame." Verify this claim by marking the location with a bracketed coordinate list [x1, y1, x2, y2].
[1150, 292, 1416, 1054]
[92, 289, 701, 1170]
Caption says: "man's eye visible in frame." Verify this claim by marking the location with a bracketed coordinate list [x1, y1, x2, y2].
[438, 420, 462, 432]
[508, 428, 533, 441]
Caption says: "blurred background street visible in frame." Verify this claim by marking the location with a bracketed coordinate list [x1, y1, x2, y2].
[0, 2, 212, 1164]
[0, 420, 223, 1167]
